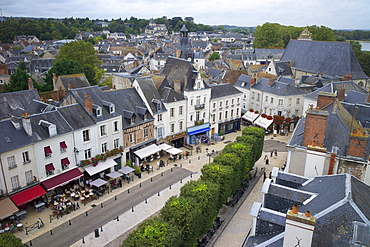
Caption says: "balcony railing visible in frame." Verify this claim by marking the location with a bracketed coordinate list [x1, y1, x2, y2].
[194, 103, 205, 110]
[195, 119, 204, 126]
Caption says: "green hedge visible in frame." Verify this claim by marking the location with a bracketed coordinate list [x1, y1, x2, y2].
[122, 127, 265, 247]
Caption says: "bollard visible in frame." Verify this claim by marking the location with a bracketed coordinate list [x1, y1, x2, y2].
[116, 216, 119, 221]
[69, 220, 71, 225]
[171, 168, 173, 172]
[94, 229, 99, 238]
[86, 211, 88, 216]
[101, 203, 103, 208]
[161, 172, 163, 176]
[180, 164, 182, 167]
[30, 240, 32, 246]
[198, 156, 200, 160]
[82, 237, 85, 244]
[145, 199, 147, 203]
[101, 226, 103, 232]
[128, 189, 130, 194]
[50, 230, 53, 235]
[180, 179, 182, 183]
[189, 159, 191, 163]
[158, 191, 160, 196]
[140, 183, 141, 187]
[151, 177, 152, 182]
[191, 173, 192, 178]
[132, 207, 134, 212]
[115, 195, 117, 200]
[170, 185, 172, 189]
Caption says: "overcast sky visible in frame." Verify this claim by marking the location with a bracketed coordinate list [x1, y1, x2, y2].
[2, 0, 369, 30]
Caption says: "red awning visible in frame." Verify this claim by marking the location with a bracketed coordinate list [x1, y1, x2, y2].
[44, 146, 52, 154]
[60, 141, 67, 149]
[10, 185, 46, 207]
[61, 158, 70, 165]
[42, 168, 83, 191]
[45, 163, 55, 171]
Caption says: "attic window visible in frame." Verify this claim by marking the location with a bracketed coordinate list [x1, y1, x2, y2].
[109, 105, 115, 114]
[96, 108, 102, 117]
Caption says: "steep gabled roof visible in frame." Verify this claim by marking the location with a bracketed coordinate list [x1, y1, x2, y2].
[0, 89, 40, 120]
[210, 83, 242, 99]
[135, 77, 166, 115]
[281, 40, 368, 79]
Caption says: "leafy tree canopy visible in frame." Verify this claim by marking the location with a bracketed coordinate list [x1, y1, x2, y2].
[3, 61, 33, 93]
[0, 232, 24, 247]
[209, 52, 220, 61]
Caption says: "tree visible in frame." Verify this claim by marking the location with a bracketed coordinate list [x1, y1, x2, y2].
[208, 52, 220, 61]
[41, 58, 84, 92]
[184, 17, 194, 22]
[56, 40, 101, 84]
[309, 25, 335, 41]
[253, 23, 284, 48]
[122, 217, 182, 247]
[350, 41, 362, 52]
[354, 50, 370, 76]
[0, 232, 23, 247]
[3, 62, 33, 93]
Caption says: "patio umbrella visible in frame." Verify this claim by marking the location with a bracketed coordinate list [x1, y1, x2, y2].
[89, 178, 108, 188]
[118, 166, 135, 175]
[106, 171, 122, 179]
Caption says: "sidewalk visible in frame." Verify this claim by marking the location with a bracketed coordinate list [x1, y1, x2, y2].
[18, 129, 244, 246]
[211, 133, 290, 247]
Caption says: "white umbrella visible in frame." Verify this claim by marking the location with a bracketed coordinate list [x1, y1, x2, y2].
[106, 171, 122, 179]
[118, 166, 135, 174]
[90, 178, 108, 188]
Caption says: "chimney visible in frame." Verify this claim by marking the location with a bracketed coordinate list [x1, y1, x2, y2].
[84, 94, 93, 114]
[67, 82, 72, 90]
[343, 73, 352, 81]
[269, 79, 275, 86]
[250, 77, 256, 85]
[52, 73, 57, 90]
[347, 129, 368, 158]
[283, 205, 316, 247]
[134, 60, 138, 67]
[173, 80, 181, 94]
[22, 112, 32, 137]
[336, 85, 345, 101]
[317, 71, 323, 78]
[28, 78, 34, 90]
[317, 92, 336, 109]
[302, 107, 329, 148]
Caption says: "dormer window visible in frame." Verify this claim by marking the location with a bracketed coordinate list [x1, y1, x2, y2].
[96, 108, 102, 116]
[109, 104, 115, 113]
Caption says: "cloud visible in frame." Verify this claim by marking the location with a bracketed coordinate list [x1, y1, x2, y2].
[2, 0, 370, 29]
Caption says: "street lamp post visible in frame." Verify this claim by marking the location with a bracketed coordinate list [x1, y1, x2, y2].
[205, 148, 215, 164]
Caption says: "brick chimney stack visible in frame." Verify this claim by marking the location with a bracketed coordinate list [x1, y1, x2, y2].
[317, 92, 336, 109]
[269, 79, 275, 86]
[84, 94, 93, 114]
[283, 205, 316, 247]
[67, 82, 73, 90]
[22, 112, 32, 136]
[343, 73, 352, 81]
[28, 78, 34, 90]
[347, 129, 368, 158]
[337, 85, 345, 101]
[250, 77, 256, 85]
[302, 106, 329, 148]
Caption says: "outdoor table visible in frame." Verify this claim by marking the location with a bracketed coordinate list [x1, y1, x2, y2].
[17, 223, 23, 231]
[0, 230, 4, 233]
[15, 210, 26, 219]
[35, 202, 45, 211]
[4, 227, 9, 231]
[89, 192, 94, 196]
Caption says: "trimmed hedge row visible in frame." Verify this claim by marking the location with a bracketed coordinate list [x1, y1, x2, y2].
[122, 127, 265, 247]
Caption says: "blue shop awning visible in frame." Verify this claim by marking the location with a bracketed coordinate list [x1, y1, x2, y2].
[188, 127, 210, 136]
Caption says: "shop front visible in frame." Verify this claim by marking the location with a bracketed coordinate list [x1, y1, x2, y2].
[84, 158, 117, 180]
[10, 185, 47, 209]
[41, 167, 83, 191]
[187, 123, 211, 145]
[128, 138, 157, 166]
[218, 119, 241, 135]
[166, 131, 186, 148]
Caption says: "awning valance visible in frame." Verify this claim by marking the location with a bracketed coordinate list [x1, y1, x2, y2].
[0, 198, 19, 220]
[134, 144, 161, 159]
[10, 185, 46, 207]
[42, 167, 83, 191]
[118, 166, 135, 174]
[188, 127, 210, 136]
[167, 147, 182, 155]
[254, 116, 273, 129]
[84, 158, 116, 176]
[157, 143, 173, 151]
[242, 111, 259, 122]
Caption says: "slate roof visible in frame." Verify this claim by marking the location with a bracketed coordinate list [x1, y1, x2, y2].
[0, 89, 40, 120]
[134, 77, 166, 115]
[103, 88, 154, 129]
[210, 83, 242, 99]
[0, 119, 33, 153]
[159, 86, 185, 103]
[281, 40, 369, 79]
[255, 48, 285, 60]
[252, 78, 313, 96]
[57, 74, 91, 89]
[234, 74, 251, 90]
[245, 173, 370, 246]
[57, 104, 96, 130]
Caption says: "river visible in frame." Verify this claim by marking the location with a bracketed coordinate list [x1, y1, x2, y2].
[360, 42, 370, 51]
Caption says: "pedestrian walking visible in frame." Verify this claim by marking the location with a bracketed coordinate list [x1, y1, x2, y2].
[274, 150, 277, 159]
[263, 172, 267, 181]
[264, 154, 268, 160]
[269, 172, 272, 179]
[270, 150, 273, 157]
[265, 158, 269, 165]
